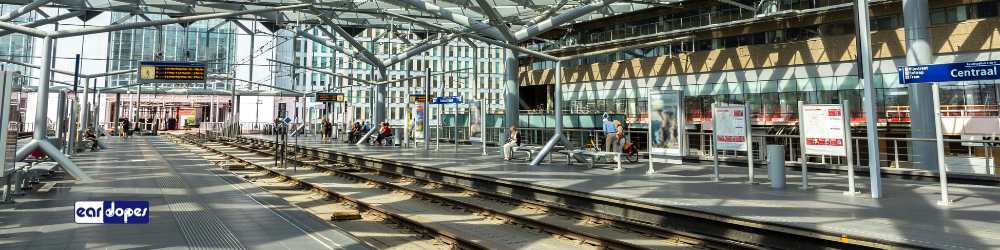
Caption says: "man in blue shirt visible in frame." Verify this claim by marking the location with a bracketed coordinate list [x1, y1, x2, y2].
[603, 117, 616, 152]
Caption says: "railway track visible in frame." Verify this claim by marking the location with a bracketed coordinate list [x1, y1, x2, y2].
[171, 134, 749, 250]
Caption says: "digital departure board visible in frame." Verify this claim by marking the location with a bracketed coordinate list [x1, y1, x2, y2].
[139, 61, 206, 82]
[409, 94, 430, 103]
[316, 92, 345, 102]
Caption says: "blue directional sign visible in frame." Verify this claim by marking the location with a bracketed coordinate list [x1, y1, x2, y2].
[432, 96, 463, 104]
[898, 60, 1000, 84]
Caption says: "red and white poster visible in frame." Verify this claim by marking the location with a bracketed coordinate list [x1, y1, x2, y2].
[801, 104, 847, 156]
[713, 104, 748, 152]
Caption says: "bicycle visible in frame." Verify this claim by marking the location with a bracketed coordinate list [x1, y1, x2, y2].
[585, 135, 602, 151]
[621, 141, 640, 163]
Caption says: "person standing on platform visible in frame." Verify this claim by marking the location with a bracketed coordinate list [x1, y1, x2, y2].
[614, 120, 625, 152]
[120, 118, 131, 141]
[503, 127, 521, 161]
[603, 116, 616, 152]
[321, 117, 333, 143]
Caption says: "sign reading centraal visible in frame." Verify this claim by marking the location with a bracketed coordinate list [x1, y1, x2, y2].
[315, 92, 345, 102]
[801, 104, 848, 156]
[432, 96, 462, 104]
[713, 104, 748, 151]
[139, 61, 206, 82]
[899, 60, 1000, 84]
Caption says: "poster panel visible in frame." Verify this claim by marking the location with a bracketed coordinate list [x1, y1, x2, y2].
[649, 90, 684, 156]
[801, 104, 848, 156]
[713, 104, 748, 151]
[410, 104, 425, 139]
[469, 102, 481, 140]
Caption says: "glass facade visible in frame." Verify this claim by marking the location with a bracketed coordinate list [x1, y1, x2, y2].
[106, 13, 236, 88]
[527, 0, 1000, 128]
[559, 70, 1000, 128]
[529, 0, 1000, 71]
[0, 4, 36, 76]
[295, 28, 510, 124]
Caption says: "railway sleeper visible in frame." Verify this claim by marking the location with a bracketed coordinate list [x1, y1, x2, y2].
[199, 137, 712, 250]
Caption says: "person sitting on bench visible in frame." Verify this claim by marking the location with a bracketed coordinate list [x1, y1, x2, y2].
[84, 129, 99, 151]
[348, 122, 361, 143]
[375, 121, 393, 145]
[502, 126, 521, 161]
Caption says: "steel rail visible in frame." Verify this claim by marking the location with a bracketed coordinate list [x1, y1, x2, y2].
[175, 135, 489, 250]
[216, 136, 765, 250]
[230, 135, 919, 250]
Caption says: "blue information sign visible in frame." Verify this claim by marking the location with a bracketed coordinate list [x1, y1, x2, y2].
[898, 60, 1000, 84]
[432, 96, 463, 104]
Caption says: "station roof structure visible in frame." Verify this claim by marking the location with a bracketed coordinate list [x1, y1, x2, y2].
[0, 0, 772, 97]
[2, 0, 686, 35]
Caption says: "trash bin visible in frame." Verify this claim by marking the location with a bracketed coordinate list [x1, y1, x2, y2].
[767, 144, 786, 189]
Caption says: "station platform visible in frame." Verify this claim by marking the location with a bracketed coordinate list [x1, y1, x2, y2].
[0, 136, 368, 250]
[243, 134, 1000, 250]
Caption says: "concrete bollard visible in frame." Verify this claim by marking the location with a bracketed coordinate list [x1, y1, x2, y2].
[767, 144, 786, 189]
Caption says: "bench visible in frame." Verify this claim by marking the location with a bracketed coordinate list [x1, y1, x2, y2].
[512, 145, 567, 162]
[367, 134, 397, 146]
[78, 140, 93, 151]
[26, 162, 59, 180]
[566, 150, 623, 170]
[7, 163, 29, 195]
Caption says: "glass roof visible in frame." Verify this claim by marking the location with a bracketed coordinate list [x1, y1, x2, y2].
[7, 0, 681, 35]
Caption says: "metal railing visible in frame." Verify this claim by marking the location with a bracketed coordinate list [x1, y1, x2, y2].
[198, 120, 999, 177]
[428, 125, 999, 177]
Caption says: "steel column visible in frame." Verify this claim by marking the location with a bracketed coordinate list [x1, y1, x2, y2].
[55, 91, 66, 146]
[425, 67, 431, 150]
[530, 60, 563, 165]
[854, 0, 883, 198]
[903, 0, 939, 172]
[13, 37, 90, 181]
[503, 50, 519, 134]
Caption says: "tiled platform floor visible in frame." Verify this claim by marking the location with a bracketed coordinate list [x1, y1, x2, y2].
[246, 134, 1000, 250]
[1, 136, 368, 250]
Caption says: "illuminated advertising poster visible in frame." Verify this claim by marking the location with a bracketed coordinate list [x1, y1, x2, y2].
[649, 90, 684, 156]
[801, 104, 847, 156]
[411, 104, 425, 139]
[469, 102, 481, 141]
[713, 104, 748, 151]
